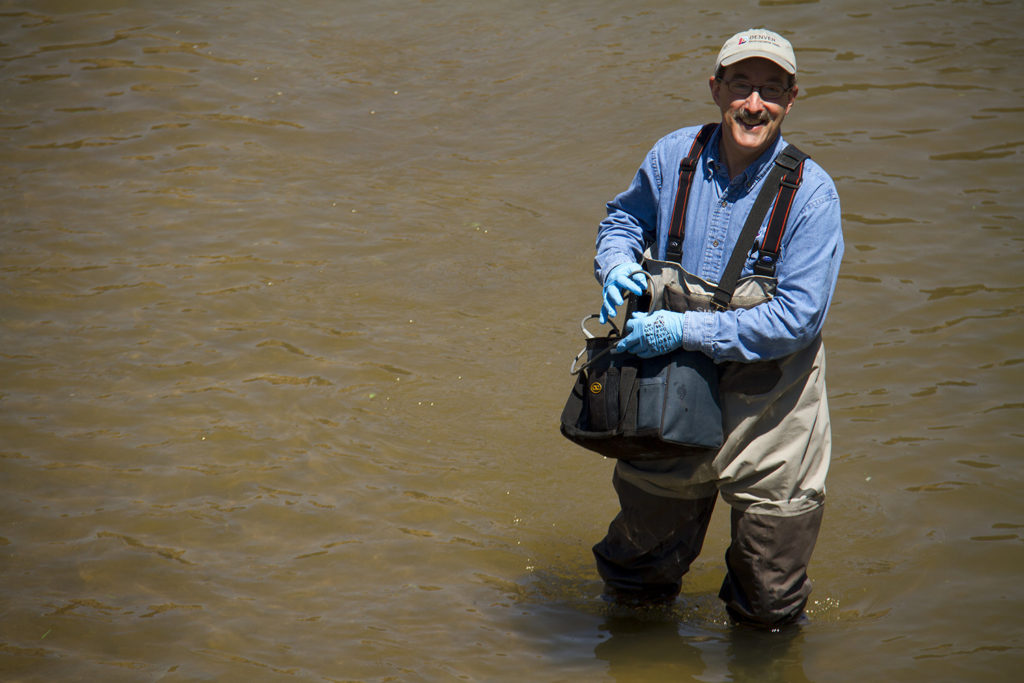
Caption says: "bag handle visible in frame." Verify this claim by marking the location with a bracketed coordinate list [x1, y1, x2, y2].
[570, 269, 652, 375]
[580, 313, 620, 339]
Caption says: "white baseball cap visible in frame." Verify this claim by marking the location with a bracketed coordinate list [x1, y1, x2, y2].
[715, 29, 796, 75]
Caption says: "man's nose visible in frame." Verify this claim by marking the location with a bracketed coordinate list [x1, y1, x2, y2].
[743, 90, 766, 110]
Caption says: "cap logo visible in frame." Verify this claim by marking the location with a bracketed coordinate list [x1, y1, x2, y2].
[746, 33, 779, 46]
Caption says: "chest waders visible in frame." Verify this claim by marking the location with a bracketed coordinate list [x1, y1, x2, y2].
[594, 124, 832, 627]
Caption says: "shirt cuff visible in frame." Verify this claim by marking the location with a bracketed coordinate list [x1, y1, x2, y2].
[598, 255, 639, 285]
[682, 310, 715, 357]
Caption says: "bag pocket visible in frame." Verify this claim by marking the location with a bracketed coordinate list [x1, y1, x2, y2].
[562, 334, 639, 439]
[584, 361, 620, 433]
[659, 349, 724, 449]
[634, 373, 666, 434]
[664, 282, 713, 313]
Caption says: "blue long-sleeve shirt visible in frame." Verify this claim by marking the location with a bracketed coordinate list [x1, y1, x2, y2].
[595, 124, 844, 363]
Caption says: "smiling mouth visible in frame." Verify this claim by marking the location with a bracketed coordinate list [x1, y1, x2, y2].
[737, 115, 769, 131]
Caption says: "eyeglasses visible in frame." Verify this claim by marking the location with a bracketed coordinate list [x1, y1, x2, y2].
[719, 79, 791, 102]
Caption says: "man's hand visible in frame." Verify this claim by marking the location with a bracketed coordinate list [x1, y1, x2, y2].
[601, 263, 648, 324]
[615, 310, 686, 358]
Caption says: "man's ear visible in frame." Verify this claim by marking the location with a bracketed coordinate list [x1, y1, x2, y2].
[785, 83, 799, 113]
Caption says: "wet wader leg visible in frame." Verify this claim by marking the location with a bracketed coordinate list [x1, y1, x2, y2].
[719, 505, 824, 628]
[593, 469, 716, 601]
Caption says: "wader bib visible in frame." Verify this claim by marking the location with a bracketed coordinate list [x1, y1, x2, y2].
[594, 124, 831, 626]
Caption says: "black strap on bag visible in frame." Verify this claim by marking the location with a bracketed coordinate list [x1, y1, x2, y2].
[662, 124, 808, 311]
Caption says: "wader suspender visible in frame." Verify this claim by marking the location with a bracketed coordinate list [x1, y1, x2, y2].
[665, 123, 809, 311]
[666, 123, 717, 262]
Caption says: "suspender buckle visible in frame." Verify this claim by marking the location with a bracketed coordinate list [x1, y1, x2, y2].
[666, 238, 683, 260]
[779, 175, 801, 191]
[710, 290, 731, 311]
[753, 252, 778, 276]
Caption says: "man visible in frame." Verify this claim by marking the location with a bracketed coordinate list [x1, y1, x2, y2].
[591, 29, 843, 628]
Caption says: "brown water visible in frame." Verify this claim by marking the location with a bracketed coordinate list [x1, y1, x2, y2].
[1, 1, 1022, 681]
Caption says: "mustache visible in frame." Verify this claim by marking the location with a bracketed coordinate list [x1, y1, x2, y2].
[733, 111, 770, 126]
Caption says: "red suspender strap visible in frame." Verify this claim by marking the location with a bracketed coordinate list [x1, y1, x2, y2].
[753, 145, 808, 276]
[665, 123, 717, 263]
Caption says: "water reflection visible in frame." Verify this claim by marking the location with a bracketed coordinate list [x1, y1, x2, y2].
[594, 609, 812, 683]
[595, 613, 708, 681]
[520, 566, 826, 682]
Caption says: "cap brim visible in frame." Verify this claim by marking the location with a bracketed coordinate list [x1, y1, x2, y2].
[719, 50, 796, 75]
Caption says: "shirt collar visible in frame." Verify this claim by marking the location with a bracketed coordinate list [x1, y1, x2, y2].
[704, 126, 787, 188]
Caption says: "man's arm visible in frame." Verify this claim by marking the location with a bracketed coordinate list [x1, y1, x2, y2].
[594, 147, 664, 285]
[682, 175, 844, 362]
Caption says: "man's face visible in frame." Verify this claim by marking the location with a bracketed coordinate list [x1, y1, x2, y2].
[710, 58, 797, 162]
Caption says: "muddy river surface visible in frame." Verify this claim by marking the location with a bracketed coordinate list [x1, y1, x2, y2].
[1, 1, 1022, 681]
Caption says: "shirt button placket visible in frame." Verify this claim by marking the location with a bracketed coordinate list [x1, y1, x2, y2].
[704, 197, 729, 280]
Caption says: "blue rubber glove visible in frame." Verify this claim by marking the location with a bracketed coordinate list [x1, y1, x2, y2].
[600, 263, 648, 324]
[615, 310, 687, 358]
